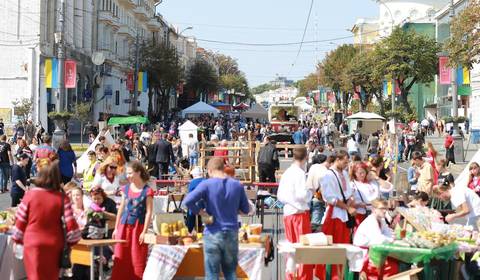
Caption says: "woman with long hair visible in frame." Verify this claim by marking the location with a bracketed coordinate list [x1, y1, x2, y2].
[425, 142, 439, 184]
[468, 162, 480, 196]
[12, 161, 81, 280]
[58, 140, 77, 184]
[16, 138, 33, 178]
[350, 162, 379, 229]
[93, 156, 122, 196]
[111, 161, 154, 280]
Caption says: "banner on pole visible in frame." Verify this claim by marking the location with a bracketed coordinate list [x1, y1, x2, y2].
[126, 72, 134, 91]
[439, 57, 451, 85]
[64, 60, 77, 89]
[45, 58, 59, 89]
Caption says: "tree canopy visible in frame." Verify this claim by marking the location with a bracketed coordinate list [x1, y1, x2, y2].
[445, 0, 480, 68]
[186, 59, 219, 99]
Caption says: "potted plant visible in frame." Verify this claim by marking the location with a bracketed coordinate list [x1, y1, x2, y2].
[48, 111, 73, 130]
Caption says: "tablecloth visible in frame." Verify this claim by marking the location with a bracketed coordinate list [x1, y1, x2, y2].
[369, 243, 458, 267]
[143, 244, 265, 280]
[0, 234, 26, 280]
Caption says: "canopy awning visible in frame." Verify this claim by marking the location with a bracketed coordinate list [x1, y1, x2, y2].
[346, 112, 386, 121]
[233, 103, 249, 110]
[107, 116, 148, 126]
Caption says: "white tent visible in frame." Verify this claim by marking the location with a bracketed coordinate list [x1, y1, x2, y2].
[242, 103, 268, 120]
[76, 130, 115, 173]
[181, 101, 219, 117]
[347, 112, 386, 136]
[178, 120, 198, 158]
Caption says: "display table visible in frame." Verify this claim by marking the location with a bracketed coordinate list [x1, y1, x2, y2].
[0, 234, 26, 280]
[70, 239, 125, 280]
[143, 244, 265, 280]
[369, 243, 458, 279]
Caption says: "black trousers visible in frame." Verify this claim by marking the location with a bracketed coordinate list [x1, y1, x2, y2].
[11, 192, 24, 207]
[148, 161, 158, 178]
[258, 164, 276, 183]
[157, 162, 169, 179]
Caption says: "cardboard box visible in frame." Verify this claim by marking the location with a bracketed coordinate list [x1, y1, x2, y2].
[144, 233, 178, 245]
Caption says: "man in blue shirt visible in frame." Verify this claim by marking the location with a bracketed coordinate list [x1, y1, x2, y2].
[183, 158, 250, 280]
[293, 127, 305, 144]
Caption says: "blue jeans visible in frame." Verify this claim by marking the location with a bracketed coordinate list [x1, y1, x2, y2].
[189, 154, 198, 167]
[203, 230, 239, 280]
[0, 163, 10, 191]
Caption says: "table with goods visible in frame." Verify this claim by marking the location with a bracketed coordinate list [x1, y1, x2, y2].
[0, 209, 26, 280]
[143, 213, 270, 280]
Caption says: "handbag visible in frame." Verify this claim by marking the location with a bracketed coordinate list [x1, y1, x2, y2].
[330, 170, 356, 229]
[60, 191, 72, 269]
[353, 182, 372, 216]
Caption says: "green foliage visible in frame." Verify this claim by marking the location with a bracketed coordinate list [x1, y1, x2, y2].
[219, 74, 248, 95]
[445, 1, 480, 68]
[374, 28, 440, 114]
[73, 102, 91, 123]
[442, 116, 466, 123]
[296, 73, 319, 97]
[186, 59, 219, 97]
[250, 83, 280, 95]
[206, 51, 241, 76]
[318, 44, 358, 110]
[12, 98, 33, 122]
[48, 111, 73, 121]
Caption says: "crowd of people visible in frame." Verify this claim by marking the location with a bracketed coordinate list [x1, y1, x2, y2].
[1, 110, 478, 280]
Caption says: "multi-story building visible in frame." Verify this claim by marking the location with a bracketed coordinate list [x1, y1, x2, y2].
[270, 76, 294, 88]
[435, 0, 478, 131]
[0, 0, 199, 133]
[351, 18, 380, 47]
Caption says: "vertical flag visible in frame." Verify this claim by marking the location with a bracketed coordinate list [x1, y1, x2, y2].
[463, 67, 470, 84]
[383, 80, 388, 96]
[126, 72, 134, 91]
[45, 58, 59, 89]
[387, 81, 393, 96]
[142, 72, 148, 92]
[439, 57, 451, 85]
[137, 72, 144, 92]
[64, 60, 77, 88]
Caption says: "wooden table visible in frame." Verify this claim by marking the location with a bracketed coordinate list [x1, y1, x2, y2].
[70, 239, 125, 280]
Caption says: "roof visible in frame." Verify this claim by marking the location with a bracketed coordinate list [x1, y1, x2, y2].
[181, 101, 220, 117]
[178, 120, 198, 130]
[107, 116, 148, 126]
[242, 103, 268, 119]
[346, 112, 386, 121]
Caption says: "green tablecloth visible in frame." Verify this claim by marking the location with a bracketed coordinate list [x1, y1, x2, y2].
[369, 243, 458, 279]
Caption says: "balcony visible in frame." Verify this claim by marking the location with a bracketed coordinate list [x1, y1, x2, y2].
[98, 11, 120, 29]
[118, 0, 136, 9]
[133, 6, 149, 22]
[117, 24, 135, 40]
[147, 19, 161, 31]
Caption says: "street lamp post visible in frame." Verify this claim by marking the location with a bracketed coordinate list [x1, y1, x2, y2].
[52, 0, 66, 149]
[179, 26, 193, 36]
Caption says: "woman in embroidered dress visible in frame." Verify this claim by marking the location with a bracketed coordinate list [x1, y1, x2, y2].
[111, 161, 154, 280]
[350, 162, 379, 231]
[12, 161, 81, 280]
[468, 162, 480, 196]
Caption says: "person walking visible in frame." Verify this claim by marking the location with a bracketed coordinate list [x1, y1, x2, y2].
[444, 132, 456, 166]
[111, 161, 154, 280]
[10, 154, 29, 207]
[366, 132, 379, 155]
[0, 134, 13, 193]
[58, 140, 77, 184]
[257, 136, 279, 182]
[154, 133, 175, 178]
[412, 151, 434, 196]
[278, 147, 314, 280]
[183, 157, 250, 280]
[12, 161, 81, 280]
[186, 133, 199, 168]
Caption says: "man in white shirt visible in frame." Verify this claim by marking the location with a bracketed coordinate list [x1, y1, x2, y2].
[438, 181, 480, 229]
[347, 134, 360, 157]
[277, 147, 314, 280]
[316, 150, 355, 279]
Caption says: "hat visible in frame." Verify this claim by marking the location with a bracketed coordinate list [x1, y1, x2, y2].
[190, 167, 203, 178]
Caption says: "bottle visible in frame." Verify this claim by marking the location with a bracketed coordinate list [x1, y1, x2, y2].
[14, 244, 23, 259]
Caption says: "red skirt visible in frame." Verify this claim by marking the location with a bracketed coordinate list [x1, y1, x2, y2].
[361, 251, 398, 279]
[284, 212, 314, 280]
[315, 206, 351, 280]
[111, 221, 149, 280]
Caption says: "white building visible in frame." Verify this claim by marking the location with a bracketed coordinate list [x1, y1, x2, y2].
[0, 0, 197, 133]
[255, 87, 298, 106]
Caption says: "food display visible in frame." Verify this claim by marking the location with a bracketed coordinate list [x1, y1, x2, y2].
[0, 209, 15, 233]
[393, 231, 456, 249]
[396, 207, 443, 232]
[159, 220, 188, 237]
[239, 223, 264, 244]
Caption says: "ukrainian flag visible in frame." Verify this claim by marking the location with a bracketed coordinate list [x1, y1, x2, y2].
[457, 67, 472, 96]
[45, 58, 59, 89]
[137, 72, 148, 92]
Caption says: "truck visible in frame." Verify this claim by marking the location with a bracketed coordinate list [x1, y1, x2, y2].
[268, 103, 300, 137]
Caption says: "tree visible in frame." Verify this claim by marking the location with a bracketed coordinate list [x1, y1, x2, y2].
[138, 41, 183, 122]
[318, 44, 358, 112]
[219, 74, 248, 94]
[296, 73, 319, 97]
[374, 27, 440, 114]
[445, 0, 480, 68]
[186, 59, 219, 102]
[250, 83, 279, 95]
[346, 50, 384, 112]
[73, 102, 92, 147]
[12, 98, 33, 122]
[206, 51, 241, 76]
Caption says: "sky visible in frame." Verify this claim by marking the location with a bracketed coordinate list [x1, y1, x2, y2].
[158, 0, 379, 87]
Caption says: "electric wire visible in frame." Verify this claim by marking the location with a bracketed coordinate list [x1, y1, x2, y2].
[291, 0, 315, 69]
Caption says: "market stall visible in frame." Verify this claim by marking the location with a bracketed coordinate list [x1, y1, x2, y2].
[242, 103, 268, 121]
[181, 101, 220, 118]
[346, 112, 386, 137]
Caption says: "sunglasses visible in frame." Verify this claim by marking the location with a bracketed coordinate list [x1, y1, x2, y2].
[108, 166, 118, 170]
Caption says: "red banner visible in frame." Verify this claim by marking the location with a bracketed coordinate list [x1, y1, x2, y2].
[64, 60, 76, 88]
[439, 57, 451, 85]
[126, 72, 134, 91]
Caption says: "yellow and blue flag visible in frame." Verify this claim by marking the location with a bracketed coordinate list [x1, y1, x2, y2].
[456, 67, 470, 85]
[45, 58, 59, 89]
[137, 72, 148, 92]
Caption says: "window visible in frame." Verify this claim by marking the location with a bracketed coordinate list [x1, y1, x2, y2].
[115, 90, 120, 105]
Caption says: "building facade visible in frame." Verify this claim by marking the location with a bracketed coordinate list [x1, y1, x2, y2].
[0, 0, 199, 133]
